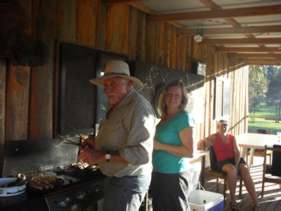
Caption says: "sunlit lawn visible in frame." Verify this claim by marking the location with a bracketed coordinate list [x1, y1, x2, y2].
[248, 117, 281, 133]
[249, 104, 281, 134]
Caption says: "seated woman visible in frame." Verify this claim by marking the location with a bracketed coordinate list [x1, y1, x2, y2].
[197, 120, 258, 210]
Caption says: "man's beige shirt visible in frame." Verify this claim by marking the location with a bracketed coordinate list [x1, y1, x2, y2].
[95, 89, 157, 177]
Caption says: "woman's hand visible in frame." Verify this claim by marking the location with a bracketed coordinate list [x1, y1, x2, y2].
[154, 139, 161, 150]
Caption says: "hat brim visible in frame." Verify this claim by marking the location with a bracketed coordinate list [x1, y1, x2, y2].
[89, 74, 143, 89]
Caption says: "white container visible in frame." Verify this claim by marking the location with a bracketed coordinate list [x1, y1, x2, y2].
[0, 177, 26, 197]
[188, 190, 224, 211]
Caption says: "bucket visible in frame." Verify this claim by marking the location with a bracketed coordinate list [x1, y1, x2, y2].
[188, 189, 224, 211]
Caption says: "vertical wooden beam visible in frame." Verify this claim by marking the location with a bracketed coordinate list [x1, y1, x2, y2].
[76, 0, 98, 47]
[186, 36, 192, 71]
[29, 0, 56, 140]
[4, 0, 32, 141]
[146, 21, 156, 64]
[128, 7, 138, 60]
[136, 11, 146, 62]
[57, 0, 76, 43]
[166, 24, 172, 68]
[6, 65, 30, 140]
[244, 66, 249, 133]
[0, 60, 6, 176]
[157, 22, 165, 65]
[95, 0, 107, 49]
[170, 27, 177, 69]
[105, 4, 129, 55]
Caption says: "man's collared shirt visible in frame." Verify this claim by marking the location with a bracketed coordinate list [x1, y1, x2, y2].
[95, 89, 157, 177]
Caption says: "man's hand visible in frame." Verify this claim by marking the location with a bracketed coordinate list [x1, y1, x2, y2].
[80, 135, 96, 149]
[78, 146, 104, 165]
[197, 139, 206, 150]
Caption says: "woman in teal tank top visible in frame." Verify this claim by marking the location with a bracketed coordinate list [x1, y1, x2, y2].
[151, 80, 194, 211]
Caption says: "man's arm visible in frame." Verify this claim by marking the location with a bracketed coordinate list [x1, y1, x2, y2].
[197, 134, 215, 150]
[118, 104, 156, 165]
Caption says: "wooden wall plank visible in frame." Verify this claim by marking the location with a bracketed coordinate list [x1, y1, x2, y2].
[6, 65, 30, 140]
[0, 60, 6, 175]
[76, 0, 98, 46]
[57, 0, 76, 42]
[186, 36, 192, 70]
[181, 36, 188, 70]
[128, 7, 138, 59]
[95, 0, 106, 49]
[136, 11, 146, 62]
[146, 21, 156, 64]
[170, 27, 177, 69]
[29, 0, 57, 139]
[105, 4, 129, 55]
[158, 22, 166, 65]
[166, 24, 172, 68]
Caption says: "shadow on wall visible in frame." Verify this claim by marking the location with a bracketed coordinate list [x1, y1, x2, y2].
[133, 62, 204, 115]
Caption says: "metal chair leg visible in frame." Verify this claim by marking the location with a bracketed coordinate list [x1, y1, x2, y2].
[223, 178, 227, 200]
[239, 177, 242, 198]
[261, 179, 265, 198]
[216, 177, 219, 192]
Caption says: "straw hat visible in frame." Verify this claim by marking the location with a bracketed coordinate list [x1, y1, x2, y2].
[89, 60, 143, 88]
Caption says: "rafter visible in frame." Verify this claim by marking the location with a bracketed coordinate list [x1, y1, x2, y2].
[149, 4, 281, 21]
[184, 25, 281, 35]
[243, 59, 281, 65]
[217, 47, 281, 53]
[203, 38, 281, 44]
[105, 0, 141, 4]
[236, 53, 281, 58]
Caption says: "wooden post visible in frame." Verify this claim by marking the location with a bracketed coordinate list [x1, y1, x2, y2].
[0, 59, 7, 176]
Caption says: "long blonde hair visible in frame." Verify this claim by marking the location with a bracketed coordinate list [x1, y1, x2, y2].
[157, 80, 188, 117]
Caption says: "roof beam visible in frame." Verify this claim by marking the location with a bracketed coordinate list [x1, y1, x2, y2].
[243, 59, 281, 65]
[189, 25, 281, 35]
[105, 0, 141, 4]
[217, 47, 281, 53]
[149, 4, 281, 21]
[236, 53, 281, 58]
[203, 38, 281, 44]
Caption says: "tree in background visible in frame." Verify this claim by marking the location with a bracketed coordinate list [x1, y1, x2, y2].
[249, 65, 268, 120]
[265, 66, 281, 122]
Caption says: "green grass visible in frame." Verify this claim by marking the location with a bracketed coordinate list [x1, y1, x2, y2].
[248, 117, 281, 133]
[251, 105, 279, 119]
[249, 104, 281, 134]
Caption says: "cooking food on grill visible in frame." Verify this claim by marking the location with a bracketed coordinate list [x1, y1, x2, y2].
[29, 175, 62, 191]
[71, 161, 90, 169]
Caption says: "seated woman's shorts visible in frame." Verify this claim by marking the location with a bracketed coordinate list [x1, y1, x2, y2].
[217, 157, 246, 172]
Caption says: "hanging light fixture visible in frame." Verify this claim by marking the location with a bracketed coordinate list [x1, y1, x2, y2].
[194, 26, 204, 43]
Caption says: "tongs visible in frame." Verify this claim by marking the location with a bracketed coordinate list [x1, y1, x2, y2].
[63, 139, 83, 147]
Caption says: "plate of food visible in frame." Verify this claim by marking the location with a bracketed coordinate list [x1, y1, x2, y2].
[0, 177, 27, 197]
[28, 175, 64, 193]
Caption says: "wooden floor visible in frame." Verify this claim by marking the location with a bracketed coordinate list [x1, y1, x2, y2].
[204, 158, 281, 211]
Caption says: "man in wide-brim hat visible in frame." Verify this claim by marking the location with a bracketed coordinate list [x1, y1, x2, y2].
[79, 60, 157, 211]
[89, 60, 143, 88]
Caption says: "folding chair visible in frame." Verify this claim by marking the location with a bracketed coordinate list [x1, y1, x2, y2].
[261, 145, 281, 198]
[205, 146, 242, 200]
